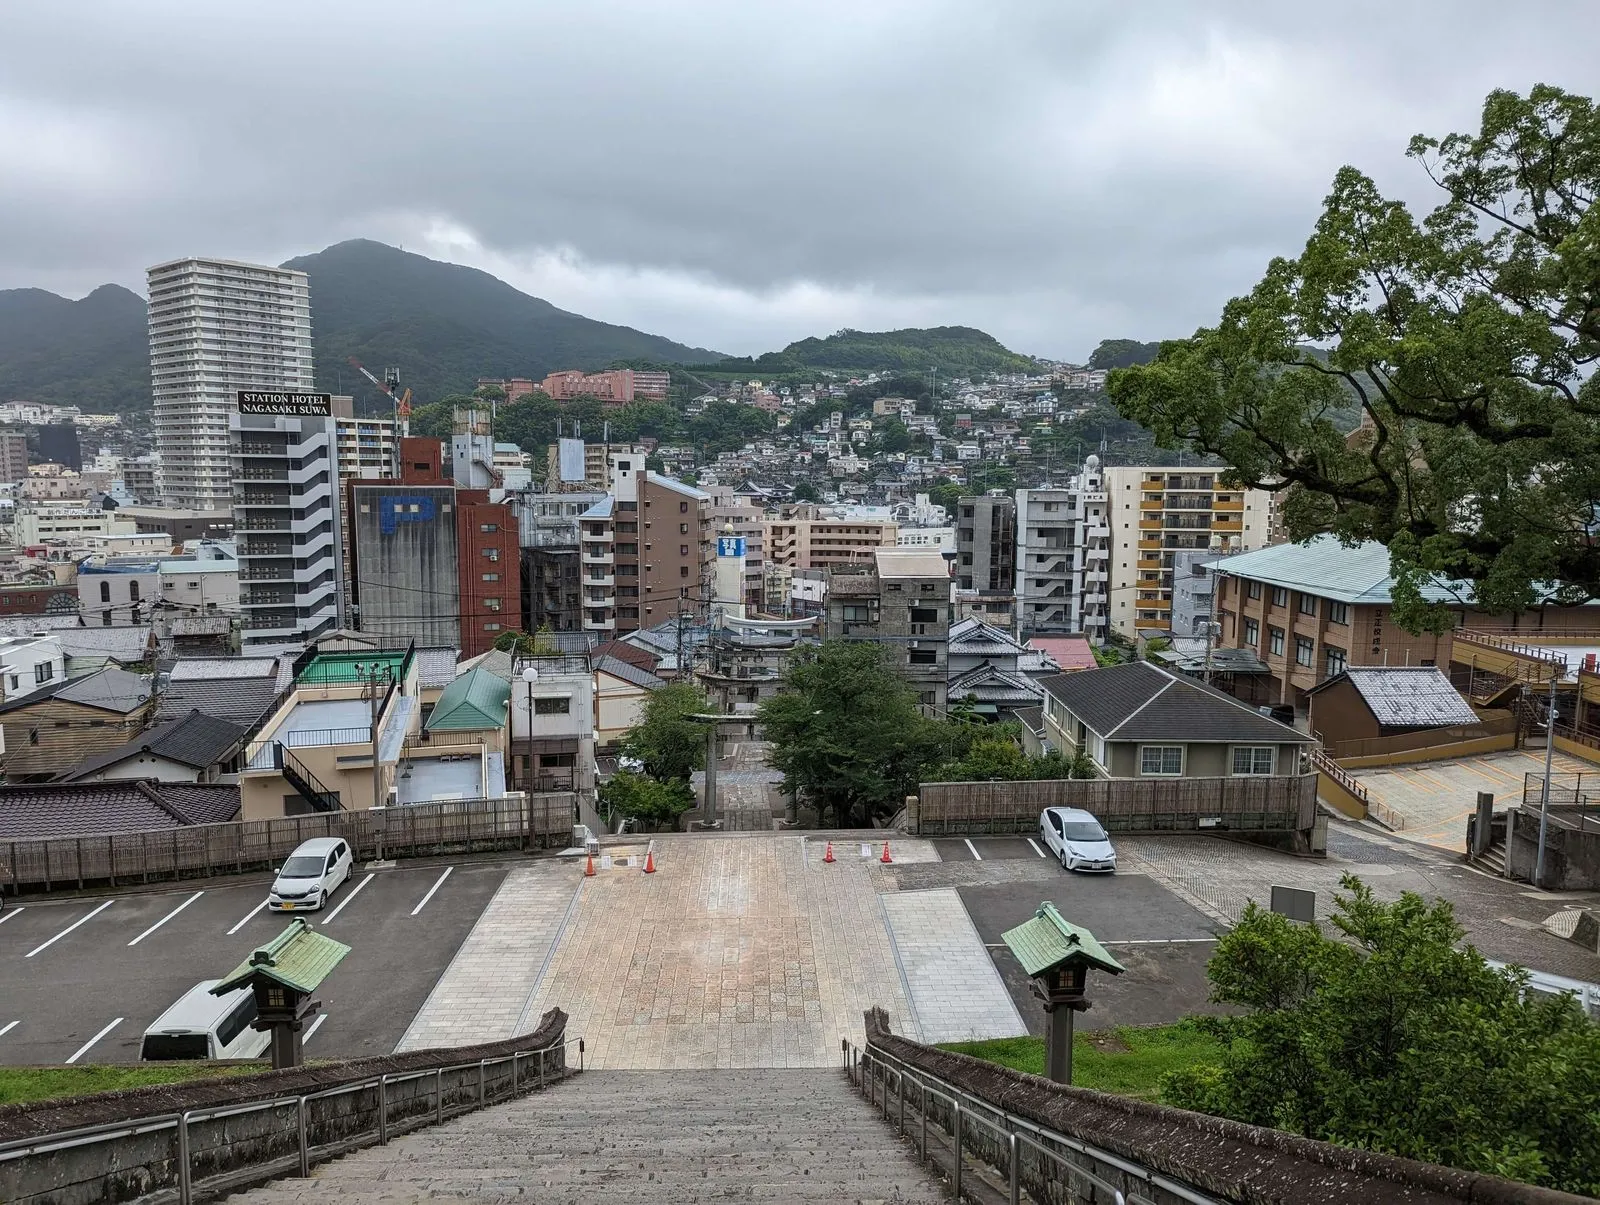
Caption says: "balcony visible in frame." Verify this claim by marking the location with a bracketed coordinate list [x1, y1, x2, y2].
[1137, 558, 1162, 571]
[1137, 539, 1161, 551]
[1134, 615, 1169, 631]
[1214, 519, 1243, 532]
[1213, 498, 1244, 512]
[1137, 597, 1172, 610]
[1138, 519, 1161, 531]
[1139, 498, 1164, 511]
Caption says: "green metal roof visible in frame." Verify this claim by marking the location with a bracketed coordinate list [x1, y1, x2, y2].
[296, 651, 408, 687]
[425, 666, 511, 732]
[212, 919, 351, 995]
[1205, 536, 1470, 607]
[1001, 903, 1126, 978]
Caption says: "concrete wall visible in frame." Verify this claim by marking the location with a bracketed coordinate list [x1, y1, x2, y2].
[351, 483, 460, 650]
[0, 1011, 570, 1205]
[1507, 806, 1600, 891]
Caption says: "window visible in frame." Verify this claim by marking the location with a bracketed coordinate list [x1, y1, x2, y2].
[483, 547, 499, 561]
[99, 580, 110, 602]
[534, 696, 570, 715]
[1246, 581, 1262, 600]
[1324, 646, 1347, 676]
[102, 612, 112, 626]
[1294, 636, 1315, 667]
[34, 662, 53, 684]
[28, 728, 38, 745]
[480, 523, 499, 533]
[1270, 586, 1288, 607]
[483, 573, 499, 582]
[484, 598, 501, 611]
[215, 996, 258, 1050]
[6, 675, 15, 691]
[908, 649, 937, 664]
[1327, 601, 1349, 625]
[1232, 746, 1275, 776]
[1298, 594, 1317, 616]
[615, 543, 639, 555]
[1140, 745, 1183, 776]
[680, 566, 690, 578]
[1243, 618, 1259, 646]
[680, 545, 689, 556]
[679, 523, 688, 534]
[1269, 627, 1285, 656]
[679, 501, 688, 513]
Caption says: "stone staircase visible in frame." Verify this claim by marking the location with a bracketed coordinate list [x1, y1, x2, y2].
[222, 1069, 947, 1204]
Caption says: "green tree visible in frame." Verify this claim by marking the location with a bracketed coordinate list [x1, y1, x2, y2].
[791, 481, 819, 503]
[926, 481, 964, 514]
[759, 642, 942, 827]
[1087, 339, 1161, 370]
[599, 770, 694, 827]
[1161, 876, 1600, 1193]
[1108, 85, 1600, 631]
[874, 417, 912, 454]
[618, 682, 709, 783]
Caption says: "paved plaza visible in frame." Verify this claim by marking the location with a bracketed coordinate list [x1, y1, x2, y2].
[1352, 748, 1590, 850]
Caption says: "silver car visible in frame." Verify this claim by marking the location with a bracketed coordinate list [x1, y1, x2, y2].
[1039, 807, 1117, 873]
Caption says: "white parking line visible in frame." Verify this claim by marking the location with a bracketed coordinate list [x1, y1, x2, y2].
[0, 1020, 18, 1038]
[1026, 838, 1047, 858]
[963, 838, 982, 861]
[65, 1017, 123, 1064]
[303, 1013, 328, 1043]
[0, 906, 23, 926]
[227, 900, 267, 935]
[25, 899, 114, 958]
[321, 873, 373, 923]
[128, 891, 204, 947]
[411, 867, 453, 916]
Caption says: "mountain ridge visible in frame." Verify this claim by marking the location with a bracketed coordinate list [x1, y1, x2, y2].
[0, 241, 1041, 412]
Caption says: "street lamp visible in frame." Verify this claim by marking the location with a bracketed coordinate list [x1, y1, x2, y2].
[521, 665, 539, 797]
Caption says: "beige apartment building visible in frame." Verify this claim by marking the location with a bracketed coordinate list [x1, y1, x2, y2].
[579, 470, 714, 637]
[1102, 466, 1276, 640]
[763, 507, 897, 571]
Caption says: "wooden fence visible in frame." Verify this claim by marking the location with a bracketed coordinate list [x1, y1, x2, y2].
[2, 792, 576, 895]
[912, 774, 1318, 836]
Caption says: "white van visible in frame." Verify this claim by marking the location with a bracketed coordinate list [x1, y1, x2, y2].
[140, 980, 271, 1061]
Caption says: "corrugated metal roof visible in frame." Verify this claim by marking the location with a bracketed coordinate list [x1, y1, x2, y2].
[426, 666, 510, 731]
[1330, 666, 1479, 727]
[169, 658, 279, 681]
[1002, 903, 1125, 978]
[213, 920, 350, 995]
[874, 547, 950, 579]
[1206, 536, 1470, 606]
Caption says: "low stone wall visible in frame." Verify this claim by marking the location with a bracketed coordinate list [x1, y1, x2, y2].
[0, 1010, 569, 1205]
[1506, 806, 1600, 890]
[863, 1007, 1587, 1205]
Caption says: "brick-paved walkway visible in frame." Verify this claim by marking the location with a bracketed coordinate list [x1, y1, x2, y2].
[395, 861, 581, 1051]
[1353, 748, 1591, 851]
[881, 888, 1027, 1042]
[523, 834, 927, 1069]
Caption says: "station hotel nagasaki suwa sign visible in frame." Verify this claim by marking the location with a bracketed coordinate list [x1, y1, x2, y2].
[237, 391, 333, 416]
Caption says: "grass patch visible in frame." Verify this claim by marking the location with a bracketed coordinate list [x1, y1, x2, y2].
[0, 1064, 262, 1107]
[939, 1020, 1222, 1101]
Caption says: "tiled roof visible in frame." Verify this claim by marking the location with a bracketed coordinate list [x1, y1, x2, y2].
[593, 640, 660, 672]
[1026, 636, 1098, 672]
[426, 667, 510, 731]
[414, 647, 462, 689]
[1038, 661, 1312, 745]
[458, 648, 516, 682]
[63, 710, 247, 779]
[948, 618, 1024, 657]
[168, 658, 278, 681]
[51, 625, 154, 662]
[595, 655, 666, 691]
[158, 664, 283, 728]
[1313, 666, 1479, 728]
[1013, 705, 1045, 736]
[0, 666, 152, 717]
[0, 781, 241, 840]
[949, 662, 1044, 705]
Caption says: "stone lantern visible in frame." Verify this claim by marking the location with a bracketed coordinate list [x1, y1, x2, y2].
[1001, 903, 1124, 1084]
[212, 919, 350, 1069]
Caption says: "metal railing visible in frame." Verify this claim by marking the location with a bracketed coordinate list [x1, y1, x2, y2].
[843, 1038, 1221, 1205]
[0, 1036, 584, 1205]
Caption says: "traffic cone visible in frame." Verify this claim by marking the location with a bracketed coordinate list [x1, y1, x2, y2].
[823, 841, 835, 864]
[643, 848, 656, 874]
[880, 841, 893, 864]
[584, 853, 596, 877]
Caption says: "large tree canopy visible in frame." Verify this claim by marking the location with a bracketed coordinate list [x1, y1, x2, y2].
[1108, 85, 1600, 631]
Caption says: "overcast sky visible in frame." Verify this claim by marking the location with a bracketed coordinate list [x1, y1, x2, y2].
[2, 2, 1595, 360]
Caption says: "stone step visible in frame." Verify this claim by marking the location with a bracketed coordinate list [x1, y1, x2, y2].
[221, 1069, 946, 1204]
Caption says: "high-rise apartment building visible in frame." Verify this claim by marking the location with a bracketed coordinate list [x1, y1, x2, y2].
[954, 493, 1016, 630]
[825, 548, 952, 713]
[578, 471, 712, 637]
[1014, 457, 1111, 641]
[148, 258, 314, 509]
[0, 429, 28, 485]
[1101, 466, 1274, 641]
[232, 391, 341, 649]
[762, 507, 898, 571]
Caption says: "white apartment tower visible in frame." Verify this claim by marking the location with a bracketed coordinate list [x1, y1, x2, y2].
[1013, 456, 1111, 643]
[147, 258, 314, 510]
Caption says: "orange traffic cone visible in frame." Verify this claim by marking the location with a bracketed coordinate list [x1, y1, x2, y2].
[880, 841, 893, 864]
[643, 848, 656, 874]
[823, 841, 835, 864]
[584, 853, 596, 877]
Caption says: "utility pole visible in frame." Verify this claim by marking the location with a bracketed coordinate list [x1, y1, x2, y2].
[1535, 672, 1559, 888]
[356, 661, 393, 816]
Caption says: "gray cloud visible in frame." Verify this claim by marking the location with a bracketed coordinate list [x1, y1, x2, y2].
[2, 0, 1595, 358]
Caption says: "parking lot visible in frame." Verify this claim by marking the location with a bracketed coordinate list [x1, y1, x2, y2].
[928, 836, 1224, 1032]
[0, 860, 509, 1065]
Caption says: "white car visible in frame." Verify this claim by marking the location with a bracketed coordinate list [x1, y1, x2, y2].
[1039, 807, 1117, 873]
[268, 837, 353, 912]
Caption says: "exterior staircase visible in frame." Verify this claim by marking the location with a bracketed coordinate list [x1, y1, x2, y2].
[221, 1069, 947, 1203]
[277, 743, 344, 813]
[1470, 836, 1508, 876]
